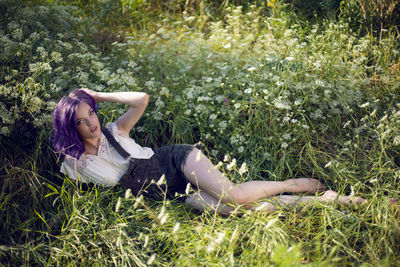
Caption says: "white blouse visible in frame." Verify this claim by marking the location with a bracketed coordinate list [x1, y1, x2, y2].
[60, 122, 154, 186]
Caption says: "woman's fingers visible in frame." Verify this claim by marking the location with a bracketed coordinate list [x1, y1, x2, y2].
[80, 88, 100, 102]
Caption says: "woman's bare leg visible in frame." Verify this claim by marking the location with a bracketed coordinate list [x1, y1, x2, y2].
[185, 190, 367, 215]
[183, 149, 325, 205]
[185, 191, 238, 216]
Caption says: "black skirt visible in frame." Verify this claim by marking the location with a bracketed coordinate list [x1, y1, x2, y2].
[118, 144, 200, 200]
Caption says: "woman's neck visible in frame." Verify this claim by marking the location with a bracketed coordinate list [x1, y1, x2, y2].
[83, 137, 101, 156]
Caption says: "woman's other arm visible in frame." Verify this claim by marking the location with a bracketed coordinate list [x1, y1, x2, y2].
[83, 89, 149, 137]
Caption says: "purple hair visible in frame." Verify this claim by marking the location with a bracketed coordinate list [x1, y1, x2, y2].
[52, 89, 98, 160]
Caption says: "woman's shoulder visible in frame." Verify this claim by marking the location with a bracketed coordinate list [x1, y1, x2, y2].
[105, 121, 130, 140]
[63, 154, 77, 166]
[105, 121, 118, 135]
[63, 154, 87, 172]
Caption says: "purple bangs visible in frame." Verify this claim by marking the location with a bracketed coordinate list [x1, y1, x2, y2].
[52, 89, 98, 160]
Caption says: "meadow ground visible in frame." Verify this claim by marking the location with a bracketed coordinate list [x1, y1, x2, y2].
[1, 0, 400, 265]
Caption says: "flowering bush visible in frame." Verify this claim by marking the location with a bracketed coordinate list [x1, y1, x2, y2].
[0, 1, 146, 144]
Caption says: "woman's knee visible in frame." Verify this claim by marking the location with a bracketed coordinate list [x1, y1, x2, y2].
[228, 185, 250, 204]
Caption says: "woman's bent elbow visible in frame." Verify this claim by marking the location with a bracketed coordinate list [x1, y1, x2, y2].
[143, 93, 149, 106]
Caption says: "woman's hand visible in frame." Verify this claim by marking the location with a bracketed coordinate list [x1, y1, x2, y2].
[80, 88, 102, 103]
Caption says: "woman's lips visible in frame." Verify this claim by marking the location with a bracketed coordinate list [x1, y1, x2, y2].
[90, 126, 97, 132]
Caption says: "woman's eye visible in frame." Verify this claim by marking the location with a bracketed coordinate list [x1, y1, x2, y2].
[89, 110, 94, 115]
[77, 120, 82, 126]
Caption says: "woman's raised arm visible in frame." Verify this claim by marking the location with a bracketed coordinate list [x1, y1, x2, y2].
[82, 89, 149, 137]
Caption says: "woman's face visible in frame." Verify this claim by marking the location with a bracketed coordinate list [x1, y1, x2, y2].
[75, 101, 101, 141]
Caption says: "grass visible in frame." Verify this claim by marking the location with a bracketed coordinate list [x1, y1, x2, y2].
[1, 0, 400, 265]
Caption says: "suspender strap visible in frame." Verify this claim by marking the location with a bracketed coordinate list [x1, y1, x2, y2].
[101, 128, 131, 160]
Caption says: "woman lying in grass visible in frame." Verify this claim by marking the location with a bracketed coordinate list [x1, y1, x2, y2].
[52, 89, 366, 215]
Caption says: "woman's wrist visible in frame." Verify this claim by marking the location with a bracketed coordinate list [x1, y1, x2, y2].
[94, 92, 107, 103]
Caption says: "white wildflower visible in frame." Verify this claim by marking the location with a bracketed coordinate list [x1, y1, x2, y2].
[50, 51, 63, 63]
[274, 99, 291, 110]
[218, 121, 227, 131]
[281, 142, 288, 149]
[185, 183, 193, 195]
[215, 161, 223, 169]
[223, 43, 231, 49]
[266, 218, 278, 228]
[231, 226, 240, 243]
[344, 140, 352, 146]
[325, 161, 332, 168]
[124, 188, 132, 199]
[216, 232, 225, 243]
[237, 146, 244, 153]
[244, 88, 252, 94]
[195, 104, 207, 113]
[159, 214, 168, 225]
[369, 178, 378, 183]
[1, 127, 10, 135]
[155, 99, 165, 108]
[157, 207, 168, 225]
[206, 243, 215, 253]
[160, 87, 170, 96]
[227, 158, 237, 170]
[393, 136, 400, 145]
[152, 111, 163, 120]
[157, 207, 165, 220]
[207, 232, 226, 253]
[247, 66, 256, 72]
[156, 174, 166, 186]
[313, 61, 321, 68]
[115, 197, 121, 212]
[184, 15, 196, 22]
[360, 102, 370, 108]
[350, 185, 355, 197]
[147, 254, 156, 265]
[223, 154, 230, 162]
[144, 235, 149, 248]
[136, 126, 145, 133]
[238, 162, 248, 175]
[133, 195, 144, 209]
[343, 121, 351, 128]
[172, 222, 180, 234]
[282, 133, 291, 140]
[209, 114, 217, 120]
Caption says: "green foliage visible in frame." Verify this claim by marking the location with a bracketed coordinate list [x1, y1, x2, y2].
[283, 0, 342, 20]
[339, 0, 400, 40]
[1, 0, 400, 266]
